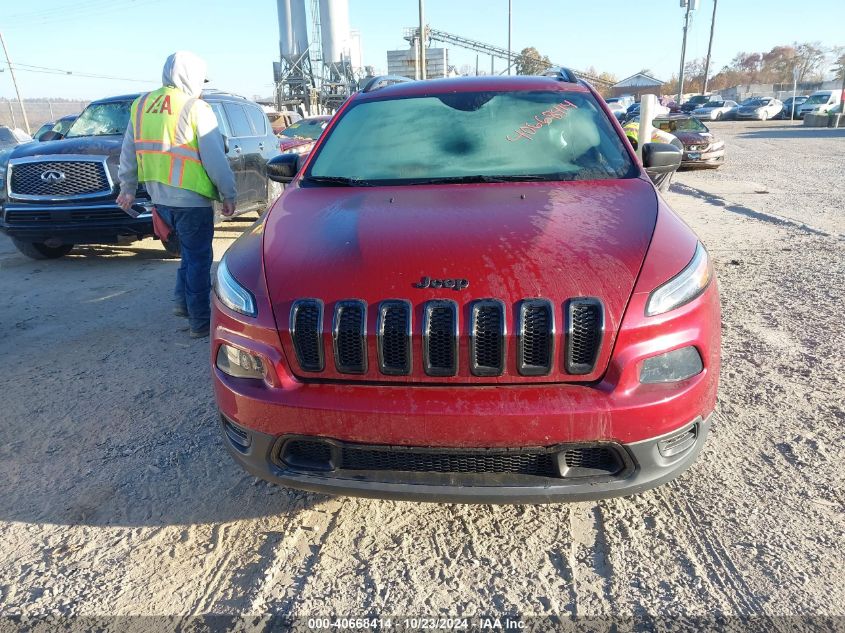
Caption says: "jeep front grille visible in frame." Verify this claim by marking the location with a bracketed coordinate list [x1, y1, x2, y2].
[290, 299, 324, 372]
[470, 300, 506, 376]
[423, 300, 458, 376]
[9, 158, 112, 200]
[565, 298, 604, 375]
[377, 300, 412, 375]
[333, 300, 367, 374]
[286, 297, 604, 380]
[517, 299, 555, 376]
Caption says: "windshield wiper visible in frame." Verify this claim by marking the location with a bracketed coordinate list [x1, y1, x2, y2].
[301, 175, 375, 187]
[413, 174, 554, 185]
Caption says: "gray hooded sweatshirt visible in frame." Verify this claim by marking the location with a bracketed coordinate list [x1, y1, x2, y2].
[118, 51, 237, 207]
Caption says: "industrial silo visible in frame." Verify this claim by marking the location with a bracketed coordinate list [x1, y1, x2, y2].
[318, 0, 352, 64]
[277, 0, 309, 61]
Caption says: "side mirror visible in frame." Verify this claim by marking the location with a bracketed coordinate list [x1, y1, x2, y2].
[222, 135, 230, 153]
[266, 153, 299, 183]
[39, 130, 64, 142]
[642, 143, 682, 175]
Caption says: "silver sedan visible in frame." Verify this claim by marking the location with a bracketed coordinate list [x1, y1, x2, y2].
[692, 100, 738, 121]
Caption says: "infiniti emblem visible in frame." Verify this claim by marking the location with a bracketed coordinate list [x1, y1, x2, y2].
[40, 169, 66, 185]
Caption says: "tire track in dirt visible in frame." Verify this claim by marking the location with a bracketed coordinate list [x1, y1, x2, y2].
[566, 503, 615, 617]
[246, 497, 345, 618]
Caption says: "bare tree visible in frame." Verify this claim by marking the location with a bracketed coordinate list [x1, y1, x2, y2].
[515, 47, 551, 76]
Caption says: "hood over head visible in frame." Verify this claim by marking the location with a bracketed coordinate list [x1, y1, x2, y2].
[161, 51, 207, 98]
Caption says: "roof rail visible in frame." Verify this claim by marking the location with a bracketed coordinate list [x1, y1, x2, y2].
[542, 67, 580, 84]
[360, 75, 413, 93]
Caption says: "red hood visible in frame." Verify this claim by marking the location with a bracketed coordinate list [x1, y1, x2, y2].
[263, 178, 658, 383]
[278, 137, 312, 151]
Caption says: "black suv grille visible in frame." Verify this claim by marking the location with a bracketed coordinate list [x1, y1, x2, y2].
[423, 300, 458, 376]
[290, 299, 324, 372]
[279, 438, 627, 480]
[10, 160, 111, 199]
[517, 299, 554, 376]
[333, 300, 367, 374]
[470, 300, 505, 376]
[377, 300, 412, 375]
[565, 299, 604, 375]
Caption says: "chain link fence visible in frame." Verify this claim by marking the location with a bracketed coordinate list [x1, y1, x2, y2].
[0, 99, 90, 133]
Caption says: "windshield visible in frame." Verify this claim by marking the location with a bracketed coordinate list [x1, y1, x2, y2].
[654, 117, 708, 133]
[66, 101, 132, 137]
[689, 96, 710, 105]
[281, 119, 327, 140]
[700, 102, 725, 108]
[307, 91, 635, 185]
[805, 94, 831, 105]
[54, 117, 77, 135]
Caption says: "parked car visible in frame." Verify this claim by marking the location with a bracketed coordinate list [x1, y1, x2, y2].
[735, 97, 782, 121]
[652, 115, 725, 168]
[605, 100, 626, 120]
[777, 96, 808, 119]
[680, 94, 722, 113]
[605, 95, 634, 110]
[267, 110, 303, 135]
[0, 90, 280, 259]
[34, 114, 79, 142]
[278, 115, 331, 156]
[691, 100, 738, 121]
[620, 101, 670, 124]
[797, 90, 844, 118]
[212, 72, 719, 503]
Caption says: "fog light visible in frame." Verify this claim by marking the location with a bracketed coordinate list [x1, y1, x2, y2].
[640, 346, 703, 383]
[216, 344, 265, 379]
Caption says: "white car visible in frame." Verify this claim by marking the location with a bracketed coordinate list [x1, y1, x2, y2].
[692, 100, 738, 121]
[735, 97, 783, 121]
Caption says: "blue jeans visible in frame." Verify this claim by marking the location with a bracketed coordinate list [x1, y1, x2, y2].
[156, 205, 214, 331]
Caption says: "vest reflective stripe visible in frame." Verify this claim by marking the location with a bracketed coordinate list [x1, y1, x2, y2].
[130, 87, 218, 199]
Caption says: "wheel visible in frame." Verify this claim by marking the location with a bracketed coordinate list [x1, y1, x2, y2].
[760, 111, 768, 121]
[715, 111, 723, 121]
[12, 239, 74, 259]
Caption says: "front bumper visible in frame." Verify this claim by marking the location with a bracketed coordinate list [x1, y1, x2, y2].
[681, 147, 725, 167]
[219, 413, 712, 503]
[0, 200, 154, 245]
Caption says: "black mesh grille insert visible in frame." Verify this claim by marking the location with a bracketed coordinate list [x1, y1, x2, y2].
[333, 301, 366, 373]
[341, 446, 559, 477]
[561, 446, 622, 476]
[291, 300, 323, 372]
[282, 440, 334, 471]
[424, 301, 457, 376]
[10, 160, 111, 198]
[518, 300, 554, 375]
[378, 301, 411, 375]
[471, 301, 505, 376]
[566, 298, 603, 375]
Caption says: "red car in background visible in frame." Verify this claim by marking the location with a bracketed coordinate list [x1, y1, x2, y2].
[212, 72, 720, 503]
[277, 115, 331, 157]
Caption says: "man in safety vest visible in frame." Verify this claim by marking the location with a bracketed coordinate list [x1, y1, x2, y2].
[117, 51, 236, 338]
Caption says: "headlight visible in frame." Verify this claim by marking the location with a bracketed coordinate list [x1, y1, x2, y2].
[214, 256, 257, 317]
[646, 243, 711, 316]
[216, 344, 265, 379]
[640, 346, 703, 383]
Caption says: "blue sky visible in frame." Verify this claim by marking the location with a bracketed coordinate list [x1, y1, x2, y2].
[0, 0, 842, 100]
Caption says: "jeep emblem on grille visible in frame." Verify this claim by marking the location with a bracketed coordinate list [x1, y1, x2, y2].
[40, 169, 66, 185]
[413, 276, 469, 290]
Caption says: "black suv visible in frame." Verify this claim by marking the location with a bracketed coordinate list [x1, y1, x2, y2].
[0, 90, 280, 259]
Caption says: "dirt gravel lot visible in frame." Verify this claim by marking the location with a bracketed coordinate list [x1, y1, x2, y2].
[0, 121, 843, 630]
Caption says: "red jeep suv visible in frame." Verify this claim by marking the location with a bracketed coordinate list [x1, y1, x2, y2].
[211, 71, 720, 503]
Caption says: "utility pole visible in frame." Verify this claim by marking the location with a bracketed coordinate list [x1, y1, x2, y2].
[702, 0, 718, 94]
[418, 0, 427, 80]
[676, 0, 694, 104]
[507, 0, 512, 75]
[0, 31, 30, 134]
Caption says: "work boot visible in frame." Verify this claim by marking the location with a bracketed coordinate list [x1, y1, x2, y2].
[173, 304, 188, 318]
[190, 324, 210, 339]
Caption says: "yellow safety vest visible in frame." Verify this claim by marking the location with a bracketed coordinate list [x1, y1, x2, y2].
[130, 86, 219, 199]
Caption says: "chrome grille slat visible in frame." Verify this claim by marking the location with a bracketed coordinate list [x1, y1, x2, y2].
[565, 298, 604, 375]
[9, 158, 112, 200]
[332, 300, 367, 374]
[423, 300, 458, 377]
[377, 300, 412, 375]
[517, 299, 555, 376]
[470, 299, 506, 376]
[290, 299, 324, 372]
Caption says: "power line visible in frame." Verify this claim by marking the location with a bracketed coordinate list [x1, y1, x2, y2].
[3, 0, 165, 29]
[1, 62, 157, 84]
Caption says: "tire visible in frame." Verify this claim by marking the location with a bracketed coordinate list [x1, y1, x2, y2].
[715, 112, 723, 121]
[12, 239, 74, 260]
[760, 111, 768, 121]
